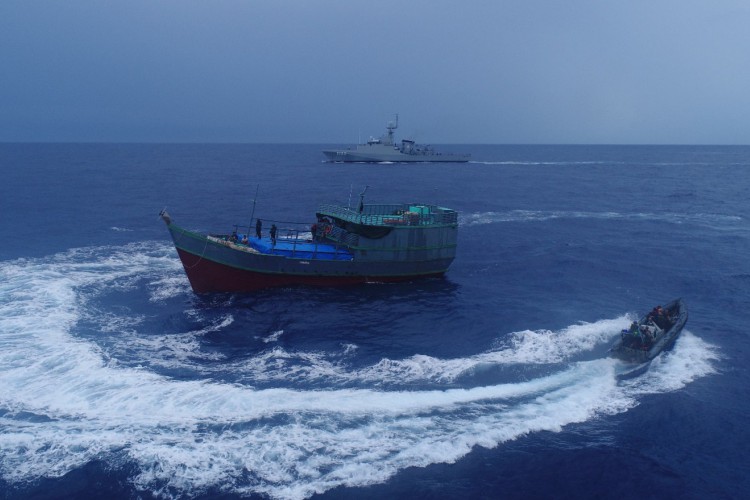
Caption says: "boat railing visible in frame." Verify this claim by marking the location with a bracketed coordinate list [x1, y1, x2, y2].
[278, 227, 357, 259]
[325, 225, 359, 247]
[318, 203, 458, 227]
[221, 223, 358, 260]
[279, 228, 315, 258]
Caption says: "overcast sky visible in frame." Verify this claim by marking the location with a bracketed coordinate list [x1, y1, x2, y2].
[2, 1, 749, 144]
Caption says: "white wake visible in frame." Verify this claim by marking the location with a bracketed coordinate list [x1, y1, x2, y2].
[0, 244, 719, 499]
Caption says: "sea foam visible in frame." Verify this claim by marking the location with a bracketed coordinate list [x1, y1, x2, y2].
[460, 209, 744, 230]
[0, 243, 718, 500]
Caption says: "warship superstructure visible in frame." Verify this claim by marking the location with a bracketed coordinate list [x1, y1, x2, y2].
[323, 115, 470, 163]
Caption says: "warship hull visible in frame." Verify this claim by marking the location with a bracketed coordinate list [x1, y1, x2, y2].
[322, 150, 470, 163]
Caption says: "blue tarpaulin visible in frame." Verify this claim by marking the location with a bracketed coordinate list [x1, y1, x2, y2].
[249, 238, 353, 261]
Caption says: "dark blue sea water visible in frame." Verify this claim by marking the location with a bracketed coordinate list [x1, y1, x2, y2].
[1, 144, 748, 499]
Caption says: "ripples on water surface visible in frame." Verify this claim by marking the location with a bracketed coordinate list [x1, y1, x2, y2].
[0, 144, 748, 499]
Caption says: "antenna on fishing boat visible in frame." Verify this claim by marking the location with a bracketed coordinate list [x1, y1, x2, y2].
[358, 185, 369, 213]
[348, 184, 353, 209]
[249, 184, 260, 223]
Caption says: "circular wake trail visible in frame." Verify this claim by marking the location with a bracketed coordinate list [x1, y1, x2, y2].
[0, 244, 719, 499]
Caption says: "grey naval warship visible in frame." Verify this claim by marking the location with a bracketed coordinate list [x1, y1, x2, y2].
[323, 115, 470, 163]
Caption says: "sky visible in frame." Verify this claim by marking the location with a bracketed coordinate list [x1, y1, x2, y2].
[1, 0, 750, 144]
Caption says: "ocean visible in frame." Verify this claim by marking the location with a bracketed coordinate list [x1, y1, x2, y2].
[0, 144, 748, 499]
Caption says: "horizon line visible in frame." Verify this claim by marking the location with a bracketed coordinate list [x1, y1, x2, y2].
[2, 141, 749, 147]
